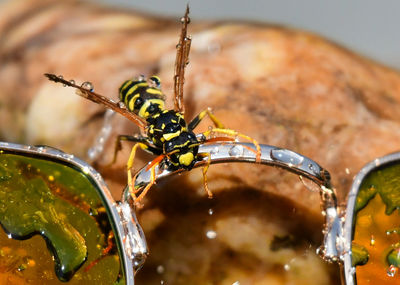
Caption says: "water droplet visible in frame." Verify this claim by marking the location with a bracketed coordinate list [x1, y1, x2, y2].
[232, 282, 240, 285]
[345, 168, 350, 175]
[156, 265, 164, 274]
[36, 146, 45, 153]
[210, 146, 219, 155]
[270, 149, 304, 167]
[160, 281, 165, 285]
[206, 230, 217, 239]
[69, 79, 75, 85]
[58, 75, 64, 79]
[81, 81, 94, 92]
[82, 166, 90, 174]
[228, 145, 244, 157]
[299, 175, 320, 192]
[137, 75, 146, 82]
[283, 264, 290, 271]
[308, 164, 314, 171]
[387, 265, 398, 277]
[370, 235, 375, 246]
[180, 16, 190, 24]
[208, 208, 214, 215]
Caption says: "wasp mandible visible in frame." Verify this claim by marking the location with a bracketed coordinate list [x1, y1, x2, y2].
[45, 6, 261, 206]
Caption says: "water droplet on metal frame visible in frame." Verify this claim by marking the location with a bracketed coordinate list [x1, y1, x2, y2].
[270, 149, 304, 167]
[210, 146, 219, 155]
[228, 145, 244, 157]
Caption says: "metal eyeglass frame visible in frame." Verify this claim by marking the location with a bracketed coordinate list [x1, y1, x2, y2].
[0, 141, 346, 284]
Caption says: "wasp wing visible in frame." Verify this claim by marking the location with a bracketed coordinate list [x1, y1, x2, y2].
[44, 73, 147, 130]
[173, 5, 191, 114]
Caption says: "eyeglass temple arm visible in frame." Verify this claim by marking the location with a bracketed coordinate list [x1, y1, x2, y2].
[123, 142, 343, 263]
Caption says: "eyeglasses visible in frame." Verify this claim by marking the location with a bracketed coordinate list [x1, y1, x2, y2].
[0, 140, 397, 284]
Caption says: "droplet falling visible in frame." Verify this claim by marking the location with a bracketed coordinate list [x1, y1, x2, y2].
[156, 265, 165, 274]
[206, 230, 217, 239]
[284, 264, 290, 271]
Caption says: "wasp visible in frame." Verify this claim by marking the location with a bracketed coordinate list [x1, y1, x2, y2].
[45, 6, 261, 206]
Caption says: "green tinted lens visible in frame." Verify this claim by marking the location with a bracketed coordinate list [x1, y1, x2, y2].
[0, 151, 125, 284]
[351, 161, 400, 283]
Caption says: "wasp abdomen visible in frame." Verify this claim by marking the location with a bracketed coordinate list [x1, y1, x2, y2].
[119, 79, 165, 115]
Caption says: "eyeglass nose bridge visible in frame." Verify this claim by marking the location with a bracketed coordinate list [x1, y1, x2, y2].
[127, 142, 345, 270]
[117, 201, 149, 271]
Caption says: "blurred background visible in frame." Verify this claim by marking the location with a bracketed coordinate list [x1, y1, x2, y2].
[96, 0, 400, 70]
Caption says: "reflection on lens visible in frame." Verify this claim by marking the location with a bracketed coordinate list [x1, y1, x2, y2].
[352, 161, 400, 283]
[0, 152, 124, 284]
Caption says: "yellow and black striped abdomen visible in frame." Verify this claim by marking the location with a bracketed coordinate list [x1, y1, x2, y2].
[119, 78, 166, 117]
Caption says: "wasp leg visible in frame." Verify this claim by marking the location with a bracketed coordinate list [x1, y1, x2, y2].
[110, 135, 150, 165]
[127, 141, 161, 200]
[197, 152, 213, 198]
[202, 128, 261, 162]
[134, 159, 159, 207]
[188, 107, 225, 131]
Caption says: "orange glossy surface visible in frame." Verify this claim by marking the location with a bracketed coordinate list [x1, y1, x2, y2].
[354, 194, 400, 283]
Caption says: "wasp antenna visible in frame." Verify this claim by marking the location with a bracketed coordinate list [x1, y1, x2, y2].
[184, 4, 190, 23]
[44, 73, 62, 83]
[174, 5, 192, 114]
